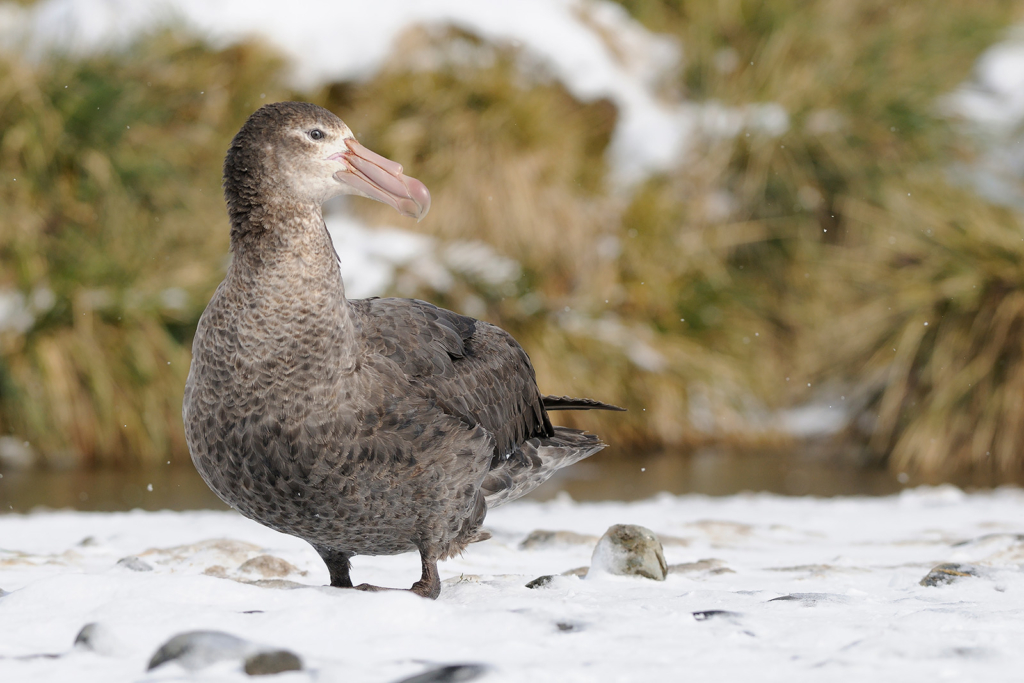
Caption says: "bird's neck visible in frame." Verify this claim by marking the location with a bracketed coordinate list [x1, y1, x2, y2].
[228, 199, 343, 292]
[225, 200, 360, 372]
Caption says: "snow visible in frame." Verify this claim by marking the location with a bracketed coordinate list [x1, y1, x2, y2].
[5, 0, 687, 184]
[3, 486, 1024, 681]
[779, 403, 848, 438]
[0, 289, 33, 334]
[1, 0, 799, 186]
[0, 286, 56, 335]
[945, 28, 1024, 133]
[323, 210, 520, 300]
[943, 26, 1024, 210]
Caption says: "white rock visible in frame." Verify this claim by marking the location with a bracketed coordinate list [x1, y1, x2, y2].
[588, 524, 667, 581]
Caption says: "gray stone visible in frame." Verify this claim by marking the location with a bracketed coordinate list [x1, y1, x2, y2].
[519, 529, 599, 550]
[692, 610, 742, 621]
[525, 575, 554, 589]
[393, 664, 488, 683]
[116, 556, 153, 572]
[768, 593, 852, 604]
[920, 563, 981, 587]
[148, 630, 254, 671]
[668, 558, 733, 575]
[73, 622, 123, 656]
[952, 533, 1024, 547]
[588, 524, 667, 581]
[238, 554, 302, 578]
[243, 650, 303, 676]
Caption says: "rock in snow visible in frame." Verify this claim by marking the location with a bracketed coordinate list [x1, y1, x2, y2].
[146, 629, 304, 675]
[393, 663, 488, 683]
[919, 562, 982, 587]
[519, 529, 600, 550]
[588, 523, 668, 580]
[147, 630, 256, 671]
[114, 556, 153, 572]
[73, 623, 125, 657]
[243, 649, 303, 676]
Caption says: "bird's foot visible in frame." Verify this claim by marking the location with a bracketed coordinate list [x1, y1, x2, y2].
[350, 581, 439, 599]
[353, 583, 389, 593]
[410, 578, 441, 600]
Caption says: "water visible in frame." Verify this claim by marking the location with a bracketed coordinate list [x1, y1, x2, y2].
[3, 449, 1019, 513]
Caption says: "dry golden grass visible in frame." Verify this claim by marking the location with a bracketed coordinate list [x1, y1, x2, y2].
[0, 34, 291, 466]
[810, 181, 1024, 474]
[2, 1, 1024, 476]
[610, 0, 1024, 474]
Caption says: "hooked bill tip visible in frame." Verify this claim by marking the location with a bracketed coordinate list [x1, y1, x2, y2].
[404, 176, 431, 221]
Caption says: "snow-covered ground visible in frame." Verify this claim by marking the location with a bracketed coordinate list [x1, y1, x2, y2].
[3, 486, 1024, 682]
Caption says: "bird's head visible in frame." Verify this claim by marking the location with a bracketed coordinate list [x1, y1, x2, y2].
[224, 101, 430, 223]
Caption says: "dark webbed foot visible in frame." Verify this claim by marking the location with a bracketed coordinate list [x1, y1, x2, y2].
[353, 553, 440, 599]
[412, 554, 440, 599]
[317, 547, 440, 599]
[353, 583, 388, 593]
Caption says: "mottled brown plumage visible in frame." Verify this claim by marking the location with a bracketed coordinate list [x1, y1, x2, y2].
[183, 102, 622, 598]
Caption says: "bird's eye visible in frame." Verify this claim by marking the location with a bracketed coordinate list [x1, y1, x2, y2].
[309, 129, 324, 141]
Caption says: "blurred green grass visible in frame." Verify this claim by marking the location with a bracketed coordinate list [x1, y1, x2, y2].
[1, 1, 1023, 477]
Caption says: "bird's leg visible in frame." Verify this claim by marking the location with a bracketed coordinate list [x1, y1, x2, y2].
[315, 546, 353, 588]
[410, 551, 441, 599]
[350, 550, 441, 599]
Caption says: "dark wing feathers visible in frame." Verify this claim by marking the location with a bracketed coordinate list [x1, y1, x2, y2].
[351, 298, 554, 459]
[542, 395, 626, 411]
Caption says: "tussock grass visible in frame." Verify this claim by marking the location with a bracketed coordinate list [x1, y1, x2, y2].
[0, 33, 290, 466]
[814, 182, 1024, 474]
[615, 0, 1024, 473]
[2, 2, 1024, 475]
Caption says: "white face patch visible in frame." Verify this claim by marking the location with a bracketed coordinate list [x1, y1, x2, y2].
[269, 116, 429, 220]
[275, 124, 355, 204]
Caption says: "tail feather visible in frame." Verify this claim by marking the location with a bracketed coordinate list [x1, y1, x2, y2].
[542, 395, 626, 412]
[481, 427, 605, 508]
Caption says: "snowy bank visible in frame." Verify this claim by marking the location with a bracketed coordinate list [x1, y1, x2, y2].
[943, 25, 1024, 210]
[5, 0, 690, 185]
[2, 487, 1024, 681]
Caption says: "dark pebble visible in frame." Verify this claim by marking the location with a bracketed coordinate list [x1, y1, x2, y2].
[920, 563, 980, 587]
[244, 650, 303, 676]
[148, 630, 251, 671]
[116, 556, 154, 572]
[692, 610, 742, 621]
[393, 664, 488, 683]
[768, 593, 850, 605]
[525, 575, 554, 589]
[74, 623, 104, 650]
